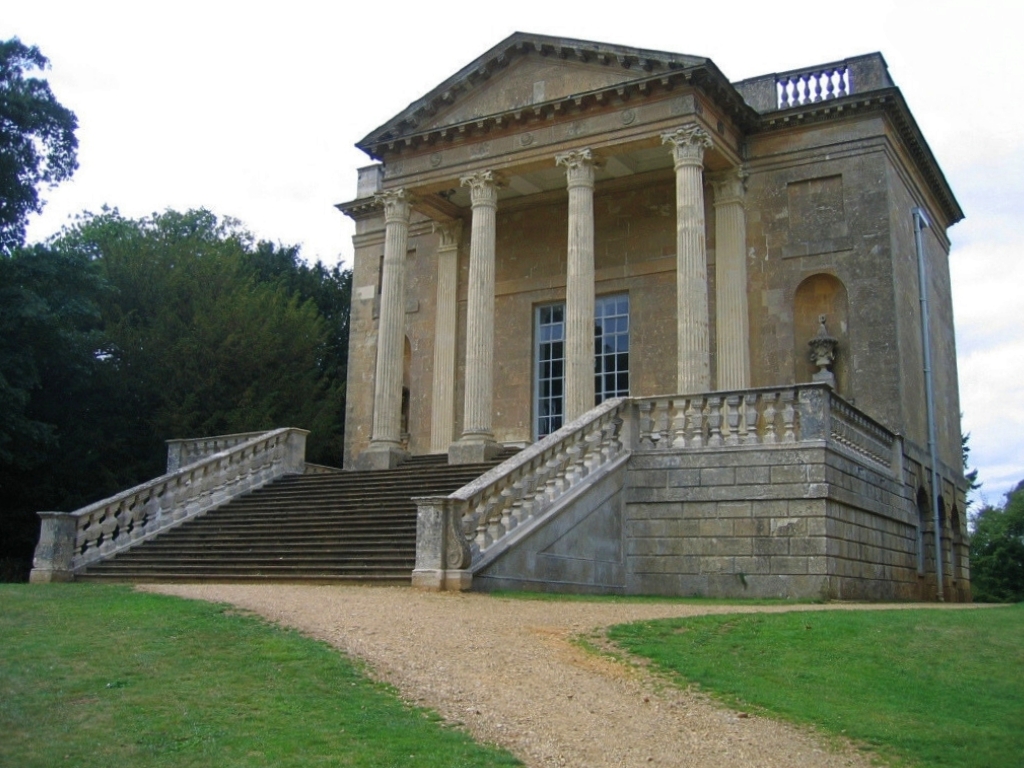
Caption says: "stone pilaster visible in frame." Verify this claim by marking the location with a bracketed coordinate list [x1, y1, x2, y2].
[450, 171, 501, 464]
[663, 124, 713, 394]
[430, 220, 462, 454]
[361, 189, 411, 470]
[712, 169, 750, 390]
[556, 148, 597, 420]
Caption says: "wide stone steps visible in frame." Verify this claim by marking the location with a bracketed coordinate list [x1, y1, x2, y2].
[78, 450, 515, 583]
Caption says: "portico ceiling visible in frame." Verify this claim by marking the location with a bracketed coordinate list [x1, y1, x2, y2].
[425, 144, 682, 212]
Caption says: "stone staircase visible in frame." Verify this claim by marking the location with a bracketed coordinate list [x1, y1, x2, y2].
[77, 452, 515, 584]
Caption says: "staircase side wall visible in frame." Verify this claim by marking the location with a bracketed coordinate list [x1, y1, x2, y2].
[473, 463, 628, 594]
[625, 444, 924, 599]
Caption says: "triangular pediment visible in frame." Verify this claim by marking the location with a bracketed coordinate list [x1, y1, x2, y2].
[358, 32, 708, 152]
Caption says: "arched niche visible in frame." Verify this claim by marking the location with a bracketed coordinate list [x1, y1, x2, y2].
[916, 486, 929, 576]
[401, 337, 412, 445]
[793, 273, 850, 396]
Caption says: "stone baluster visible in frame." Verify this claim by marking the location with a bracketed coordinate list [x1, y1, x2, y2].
[725, 394, 742, 446]
[638, 400, 654, 448]
[743, 394, 760, 445]
[687, 396, 706, 449]
[763, 392, 779, 444]
[662, 125, 713, 394]
[671, 398, 688, 449]
[707, 396, 724, 447]
[712, 170, 750, 390]
[430, 220, 462, 453]
[556, 148, 598, 421]
[364, 189, 411, 470]
[452, 171, 502, 464]
[781, 390, 797, 443]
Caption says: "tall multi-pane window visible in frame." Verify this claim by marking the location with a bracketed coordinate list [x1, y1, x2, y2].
[534, 294, 629, 440]
[534, 304, 565, 439]
[594, 294, 629, 403]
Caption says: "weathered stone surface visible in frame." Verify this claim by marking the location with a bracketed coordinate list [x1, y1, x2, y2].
[337, 34, 968, 601]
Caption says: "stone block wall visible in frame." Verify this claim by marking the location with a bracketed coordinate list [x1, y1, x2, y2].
[624, 444, 926, 600]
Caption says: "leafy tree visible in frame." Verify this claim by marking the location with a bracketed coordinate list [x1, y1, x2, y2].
[0, 38, 78, 254]
[0, 245, 111, 580]
[52, 208, 348, 466]
[970, 482, 1024, 602]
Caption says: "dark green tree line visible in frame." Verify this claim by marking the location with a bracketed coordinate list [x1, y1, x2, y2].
[970, 483, 1024, 602]
[1, 36, 352, 579]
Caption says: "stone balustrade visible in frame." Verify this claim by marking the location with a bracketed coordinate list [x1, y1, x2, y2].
[412, 398, 627, 590]
[633, 384, 896, 470]
[165, 430, 273, 472]
[776, 65, 850, 108]
[413, 384, 900, 591]
[30, 428, 309, 582]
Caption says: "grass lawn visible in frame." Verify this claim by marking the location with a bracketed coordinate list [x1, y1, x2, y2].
[0, 584, 521, 768]
[608, 604, 1024, 768]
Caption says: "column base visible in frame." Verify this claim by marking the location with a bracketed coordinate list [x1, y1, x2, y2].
[448, 437, 500, 465]
[29, 568, 74, 584]
[411, 568, 473, 591]
[444, 569, 473, 591]
[356, 443, 409, 471]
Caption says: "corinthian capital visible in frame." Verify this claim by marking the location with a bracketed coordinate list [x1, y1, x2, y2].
[432, 220, 463, 251]
[711, 169, 747, 206]
[460, 170, 503, 207]
[555, 147, 598, 189]
[375, 189, 413, 223]
[661, 124, 713, 168]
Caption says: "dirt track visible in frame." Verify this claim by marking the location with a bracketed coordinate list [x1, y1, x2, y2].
[144, 585, 981, 767]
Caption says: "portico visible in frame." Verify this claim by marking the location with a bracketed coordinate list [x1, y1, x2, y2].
[346, 112, 749, 467]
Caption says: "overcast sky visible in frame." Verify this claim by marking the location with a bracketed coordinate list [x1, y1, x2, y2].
[4, 0, 1021, 504]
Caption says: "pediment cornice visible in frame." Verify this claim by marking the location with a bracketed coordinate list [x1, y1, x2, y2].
[357, 32, 741, 157]
[359, 57, 759, 161]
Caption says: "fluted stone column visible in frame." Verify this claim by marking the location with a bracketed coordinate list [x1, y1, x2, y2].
[430, 220, 462, 454]
[361, 189, 411, 470]
[663, 124, 713, 394]
[450, 171, 501, 464]
[712, 170, 750, 390]
[556, 148, 597, 420]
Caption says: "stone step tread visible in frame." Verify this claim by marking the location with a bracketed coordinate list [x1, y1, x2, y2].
[77, 450, 521, 580]
[76, 574, 412, 583]
[84, 564, 413, 574]
[102, 557, 415, 567]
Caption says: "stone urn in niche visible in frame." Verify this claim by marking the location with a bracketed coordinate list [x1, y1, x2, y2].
[808, 314, 839, 387]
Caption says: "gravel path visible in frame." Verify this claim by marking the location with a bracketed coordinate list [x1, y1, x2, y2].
[143, 585, 981, 767]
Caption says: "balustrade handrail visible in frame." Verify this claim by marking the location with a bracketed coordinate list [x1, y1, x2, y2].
[633, 383, 897, 464]
[32, 427, 309, 579]
[450, 397, 626, 503]
[414, 398, 628, 575]
[165, 430, 273, 472]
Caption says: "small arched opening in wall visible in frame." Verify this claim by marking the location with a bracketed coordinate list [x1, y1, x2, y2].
[401, 337, 412, 450]
[793, 273, 850, 396]
[916, 486, 930, 577]
[949, 503, 963, 582]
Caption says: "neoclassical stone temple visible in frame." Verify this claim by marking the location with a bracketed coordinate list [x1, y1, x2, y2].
[27, 33, 970, 599]
[336, 33, 968, 600]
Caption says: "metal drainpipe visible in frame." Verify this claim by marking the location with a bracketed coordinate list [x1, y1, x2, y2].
[914, 207, 944, 601]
